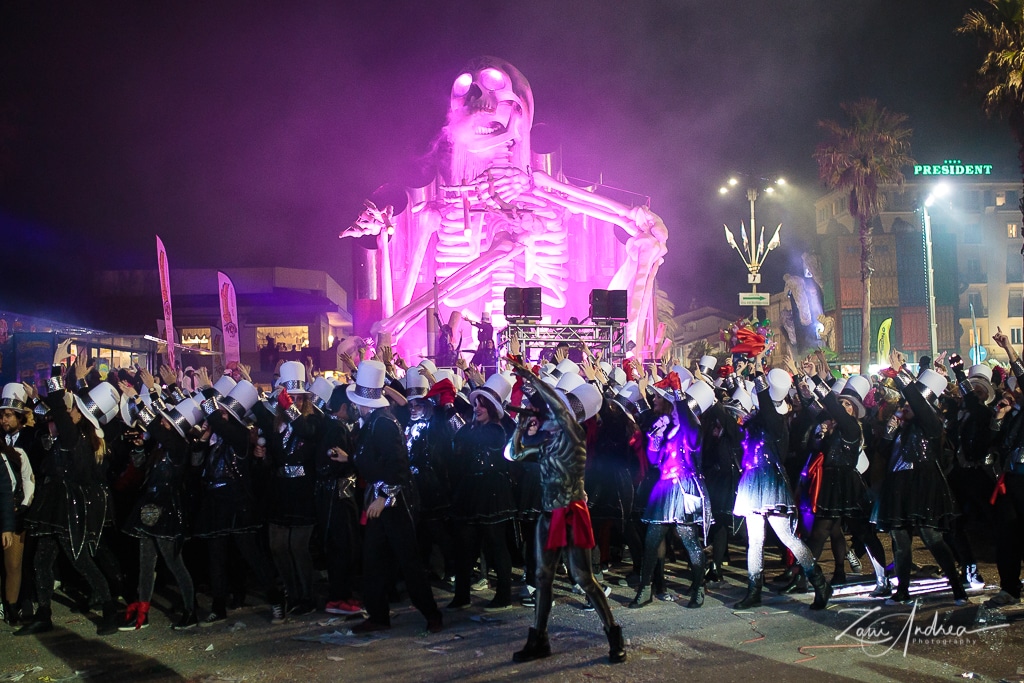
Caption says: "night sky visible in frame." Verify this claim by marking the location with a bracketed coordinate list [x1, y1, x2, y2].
[0, 1, 1016, 328]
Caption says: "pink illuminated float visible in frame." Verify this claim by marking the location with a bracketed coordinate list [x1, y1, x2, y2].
[344, 57, 668, 360]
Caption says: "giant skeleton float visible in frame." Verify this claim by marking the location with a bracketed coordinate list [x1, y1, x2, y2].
[343, 57, 669, 366]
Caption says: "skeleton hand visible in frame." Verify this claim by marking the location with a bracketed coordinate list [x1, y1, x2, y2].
[472, 166, 532, 211]
[341, 200, 394, 239]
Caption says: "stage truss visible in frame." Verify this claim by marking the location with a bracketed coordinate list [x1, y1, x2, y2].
[497, 321, 627, 366]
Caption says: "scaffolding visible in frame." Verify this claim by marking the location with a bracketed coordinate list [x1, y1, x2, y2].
[497, 321, 627, 365]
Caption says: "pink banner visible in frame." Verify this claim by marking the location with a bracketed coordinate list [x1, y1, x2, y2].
[156, 235, 177, 370]
[217, 271, 241, 366]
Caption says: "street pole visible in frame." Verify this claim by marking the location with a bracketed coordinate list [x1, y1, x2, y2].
[922, 202, 938, 361]
[748, 188, 759, 320]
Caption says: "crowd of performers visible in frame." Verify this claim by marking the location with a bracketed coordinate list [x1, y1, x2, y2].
[2, 326, 1024, 664]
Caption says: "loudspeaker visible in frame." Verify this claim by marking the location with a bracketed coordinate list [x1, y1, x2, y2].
[589, 289, 609, 320]
[523, 287, 542, 319]
[504, 287, 523, 318]
[608, 290, 628, 320]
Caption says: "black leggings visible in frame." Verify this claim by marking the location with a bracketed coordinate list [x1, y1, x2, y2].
[890, 527, 965, 600]
[808, 517, 887, 581]
[640, 523, 705, 590]
[454, 520, 513, 604]
[35, 535, 111, 611]
[207, 532, 277, 604]
[268, 524, 314, 603]
[138, 535, 195, 608]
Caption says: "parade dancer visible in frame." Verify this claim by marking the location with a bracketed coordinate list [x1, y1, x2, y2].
[507, 352, 625, 665]
[872, 350, 968, 605]
[732, 350, 832, 610]
[630, 380, 715, 609]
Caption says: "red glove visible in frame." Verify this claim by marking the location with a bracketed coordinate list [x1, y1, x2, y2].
[425, 378, 456, 407]
[277, 388, 293, 411]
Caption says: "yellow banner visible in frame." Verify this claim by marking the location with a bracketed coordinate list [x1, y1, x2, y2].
[876, 317, 893, 367]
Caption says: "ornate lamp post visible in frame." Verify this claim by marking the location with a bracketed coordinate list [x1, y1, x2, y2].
[721, 176, 784, 320]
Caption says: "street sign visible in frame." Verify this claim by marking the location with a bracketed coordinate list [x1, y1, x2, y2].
[747, 273, 761, 284]
[739, 292, 770, 307]
[968, 345, 988, 363]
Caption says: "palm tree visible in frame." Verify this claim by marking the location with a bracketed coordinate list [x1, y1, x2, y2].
[814, 99, 914, 373]
[959, 0, 1024, 227]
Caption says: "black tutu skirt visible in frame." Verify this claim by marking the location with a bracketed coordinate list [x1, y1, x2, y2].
[641, 474, 711, 526]
[733, 462, 796, 517]
[123, 484, 188, 540]
[871, 462, 957, 532]
[813, 466, 871, 519]
[585, 464, 634, 524]
[451, 471, 517, 524]
[511, 460, 543, 521]
[191, 482, 264, 538]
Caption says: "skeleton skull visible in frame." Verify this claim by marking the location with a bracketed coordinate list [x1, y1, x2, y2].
[446, 57, 533, 158]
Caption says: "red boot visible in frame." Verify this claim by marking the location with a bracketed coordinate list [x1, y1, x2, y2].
[118, 601, 150, 631]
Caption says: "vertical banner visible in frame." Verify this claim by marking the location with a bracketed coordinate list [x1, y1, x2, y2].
[156, 235, 177, 371]
[217, 271, 241, 367]
[876, 317, 892, 368]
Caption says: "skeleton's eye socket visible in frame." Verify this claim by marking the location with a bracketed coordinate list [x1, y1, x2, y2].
[452, 72, 473, 97]
[480, 68, 506, 90]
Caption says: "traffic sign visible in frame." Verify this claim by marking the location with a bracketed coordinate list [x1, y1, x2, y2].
[968, 346, 988, 363]
[739, 292, 770, 307]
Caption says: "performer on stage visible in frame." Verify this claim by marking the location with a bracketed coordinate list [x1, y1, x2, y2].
[507, 342, 625, 665]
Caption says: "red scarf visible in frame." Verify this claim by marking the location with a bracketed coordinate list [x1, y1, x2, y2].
[546, 500, 595, 550]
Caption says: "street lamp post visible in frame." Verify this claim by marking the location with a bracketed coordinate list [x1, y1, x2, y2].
[921, 183, 948, 361]
[721, 177, 784, 320]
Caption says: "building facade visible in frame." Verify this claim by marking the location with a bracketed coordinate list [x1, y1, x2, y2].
[814, 169, 1022, 368]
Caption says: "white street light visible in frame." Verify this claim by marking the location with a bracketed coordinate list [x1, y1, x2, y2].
[921, 182, 950, 360]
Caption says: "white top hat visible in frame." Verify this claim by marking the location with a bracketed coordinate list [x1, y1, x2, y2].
[278, 361, 308, 394]
[469, 373, 513, 418]
[309, 376, 335, 414]
[608, 366, 627, 389]
[967, 364, 995, 404]
[671, 365, 695, 390]
[1, 383, 28, 412]
[220, 380, 260, 424]
[347, 360, 390, 409]
[612, 381, 646, 417]
[555, 371, 586, 393]
[212, 374, 237, 398]
[699, 355, 718, 375]
[551, 359, 579, 379]
[559, 381, 603, 423]
[435, 369, 463, 392]
[767, 368, 793, 414]
[684, 380, 716, 417]
[599, 361, 613, 377]
[730, 386, 754, 414]
[838, 375, 871, 419]
[830, 377, 847, 395]
[915, 369, 949, 405]
[74, 383, 120, 437]
[159, 396, 205, 438]
[404, 367, 429, 398]
[418, 359, 438, 377]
